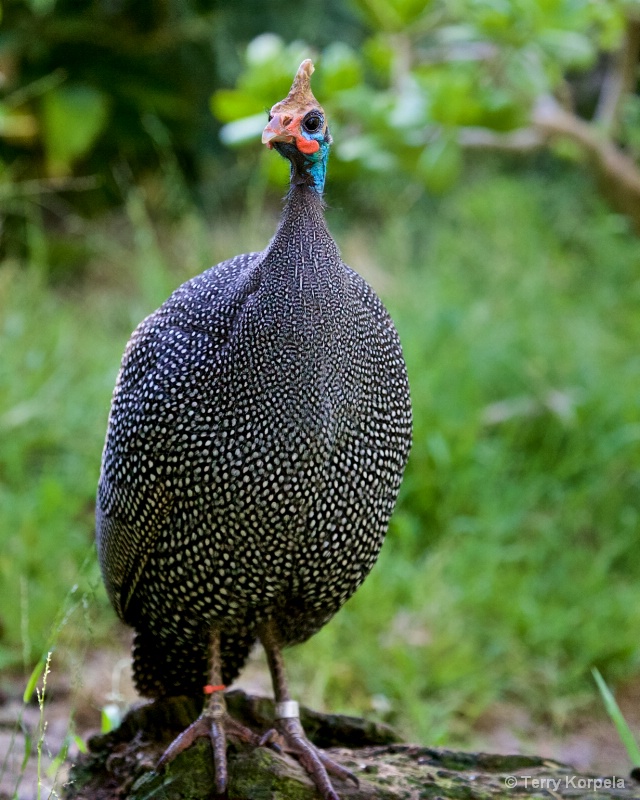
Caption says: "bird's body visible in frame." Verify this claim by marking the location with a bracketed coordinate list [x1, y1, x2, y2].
[96, 60, 411, 799]
[98, 187, 410, 694]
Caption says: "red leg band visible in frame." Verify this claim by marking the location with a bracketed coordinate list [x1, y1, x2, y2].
[203, 684, 226, 695]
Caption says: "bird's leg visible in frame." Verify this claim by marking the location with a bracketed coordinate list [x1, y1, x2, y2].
[157, 628, 272, 796]
[259, 621, 358, 800]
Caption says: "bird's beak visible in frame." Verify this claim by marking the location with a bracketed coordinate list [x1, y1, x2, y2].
[262, 114, 296, 148]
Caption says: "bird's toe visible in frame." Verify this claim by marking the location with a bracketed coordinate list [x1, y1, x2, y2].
[157, 709, 269, 796]
[276, 716, 354, 800]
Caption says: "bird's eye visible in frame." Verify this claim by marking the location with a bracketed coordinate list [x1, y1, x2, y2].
[302, 112, 323, 133]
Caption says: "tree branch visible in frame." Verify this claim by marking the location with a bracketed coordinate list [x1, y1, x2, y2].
[533, 93, 640, 218]
[457, 90, 640, 229]
[594, 14, 640, 136]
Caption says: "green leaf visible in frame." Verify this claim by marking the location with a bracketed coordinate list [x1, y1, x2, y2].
[352, 0, 432, 31]
[363, 34, 394, 80]
[317, 43, 363, 96]
[539, 30, 595, 70]
[101, 703, 122, 734]
[42, 84, 109, 176]
[23, 653, 47, 702]
[423, 67, 484, 127]
[336, 134, 397, 172]
[211, 90, 261, 124]
[245, 32, 285, 66]
[21, 729, 32, 771]
[219, 113, 266, 147]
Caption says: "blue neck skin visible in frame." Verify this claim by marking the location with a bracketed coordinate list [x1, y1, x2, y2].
[275, 133, 331, 195]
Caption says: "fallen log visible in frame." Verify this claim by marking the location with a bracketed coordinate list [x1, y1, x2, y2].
[64, 690, 639, 799]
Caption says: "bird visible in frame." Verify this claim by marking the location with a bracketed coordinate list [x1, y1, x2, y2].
[96, 59, 412, 799]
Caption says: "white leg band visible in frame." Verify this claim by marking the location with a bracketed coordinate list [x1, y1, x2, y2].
[274, 700, 299, 719]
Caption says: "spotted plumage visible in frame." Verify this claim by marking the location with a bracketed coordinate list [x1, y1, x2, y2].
[96, 59, 411, 799]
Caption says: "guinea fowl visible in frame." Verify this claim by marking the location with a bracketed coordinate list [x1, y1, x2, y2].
[96, 59, 412, 799]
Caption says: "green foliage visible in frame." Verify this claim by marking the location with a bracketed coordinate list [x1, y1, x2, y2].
[42, 84, 110, 176]
[0, 267, 112, 670]
[2, 0, 639, 269]
[352, 0, 431, 31]
[0, 0, 221, 183]
[213, 1, 632, 200]
[0, 0, 372, 264]
[0, 0, 366, 186]
[0, 0, 633, 230]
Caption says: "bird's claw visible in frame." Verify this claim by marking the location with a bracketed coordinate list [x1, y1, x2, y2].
[156, 714, 212, 772]
[276, 716, 358, 799]
[258, 727, 282, 752]
[157, 710, 269, 797]
[156, 707, 355, 800]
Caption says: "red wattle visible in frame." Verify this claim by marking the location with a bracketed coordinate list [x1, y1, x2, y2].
[296, 137, 320, 154]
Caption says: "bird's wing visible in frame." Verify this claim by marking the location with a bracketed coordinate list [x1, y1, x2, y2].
[96, 251, 263, 623]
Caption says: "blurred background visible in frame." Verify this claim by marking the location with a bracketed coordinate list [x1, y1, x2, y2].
[2, 0, 640, 794]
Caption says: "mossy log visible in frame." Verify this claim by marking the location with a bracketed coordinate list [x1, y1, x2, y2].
[65, 690, 639, 800]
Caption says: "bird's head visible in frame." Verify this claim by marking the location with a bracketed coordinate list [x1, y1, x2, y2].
[262, 59, 332, 194]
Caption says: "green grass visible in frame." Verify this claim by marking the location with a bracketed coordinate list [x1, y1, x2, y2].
[0, 265, 111, 671]
[1, 164, 639, 749]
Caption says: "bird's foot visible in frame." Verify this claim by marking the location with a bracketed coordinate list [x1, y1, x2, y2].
[275, 714, 359, 800]
[157, 707, 279, 797]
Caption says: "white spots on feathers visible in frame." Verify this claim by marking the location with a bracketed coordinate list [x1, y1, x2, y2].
[96, 188, 412, 698]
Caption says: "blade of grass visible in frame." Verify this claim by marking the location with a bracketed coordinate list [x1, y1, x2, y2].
[36, 652, 52, 800]
[23, 549, 96, 703]
[10, 718, 32, 800]
[592, 667, 640, 767]
[23, 654, 48, 703]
